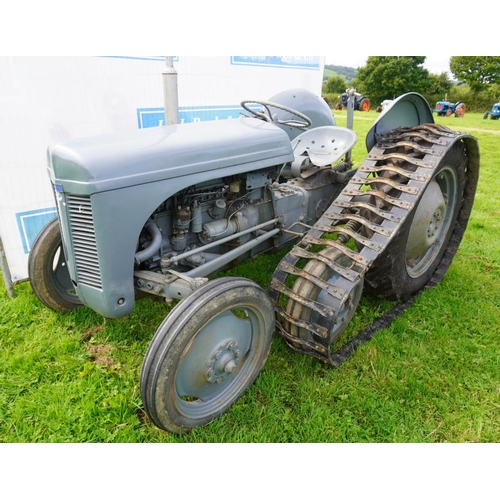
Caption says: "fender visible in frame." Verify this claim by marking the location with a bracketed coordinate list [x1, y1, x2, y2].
[365, 92, 434, 152]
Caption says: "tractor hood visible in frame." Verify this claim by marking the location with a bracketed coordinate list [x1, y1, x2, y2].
[365, 93, 434, 152]
[48, 118, 294, 195]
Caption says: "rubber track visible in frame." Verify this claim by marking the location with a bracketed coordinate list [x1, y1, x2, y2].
[268, 123, 480, 365]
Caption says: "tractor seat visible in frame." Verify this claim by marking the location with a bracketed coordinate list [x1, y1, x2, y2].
[291, 126, 357, 167]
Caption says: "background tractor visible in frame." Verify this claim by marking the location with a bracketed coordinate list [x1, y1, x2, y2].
[433, 99, 466, 117]
[336, 90, 371, 111]
[376, 99, 394, 113]
[29, 89, 479, 434]
[483, 102, 500, 119]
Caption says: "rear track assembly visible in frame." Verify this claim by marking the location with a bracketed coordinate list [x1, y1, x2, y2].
[268, 123, 480, 365]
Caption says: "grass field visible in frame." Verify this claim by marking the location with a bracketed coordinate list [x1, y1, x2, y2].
[1, 109, 499, 444]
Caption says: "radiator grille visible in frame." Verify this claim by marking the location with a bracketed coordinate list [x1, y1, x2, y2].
[66, 195, 103, 290]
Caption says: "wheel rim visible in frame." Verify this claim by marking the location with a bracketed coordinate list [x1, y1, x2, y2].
[174, 303, 267, 420]
[405, 166, 458, 278]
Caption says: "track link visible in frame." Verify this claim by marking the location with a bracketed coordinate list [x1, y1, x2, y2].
[268, 123, 480, 365]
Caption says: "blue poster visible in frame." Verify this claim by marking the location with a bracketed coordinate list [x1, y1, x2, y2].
[137, 104, 261, 128]
[231, 56, 320, 70]
[16, 208, 57, 254]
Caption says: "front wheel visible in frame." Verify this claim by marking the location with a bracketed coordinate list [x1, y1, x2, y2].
[28, 218, 82, 312]
[140, 277, 275, 433]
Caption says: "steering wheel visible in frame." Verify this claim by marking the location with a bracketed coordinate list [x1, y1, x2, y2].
[240, 100, 312, 129]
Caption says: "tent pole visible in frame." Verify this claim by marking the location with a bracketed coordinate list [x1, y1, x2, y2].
[0, 236, 15, 297]
[162, 57, 179, 125]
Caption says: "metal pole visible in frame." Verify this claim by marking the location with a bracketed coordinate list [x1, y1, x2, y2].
[162, 57, 179, 125]
[0, 236, 15, 297]
[345, 88, 356, 163]
[184, 228, 281, 278]
[346, 88, 356, 131]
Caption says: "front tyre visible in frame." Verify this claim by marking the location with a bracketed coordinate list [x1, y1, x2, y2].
[365, 141, 467, 300]
[28, 218, 82, 312]
[140, 277, 275, 433]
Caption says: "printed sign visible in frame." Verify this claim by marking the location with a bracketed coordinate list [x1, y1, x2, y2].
[231, 56, 321, 69]
[16, 208, 58, 254]
[137, 104, 262, 128]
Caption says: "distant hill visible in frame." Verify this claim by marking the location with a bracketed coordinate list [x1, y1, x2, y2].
[324, 64, 357, 83]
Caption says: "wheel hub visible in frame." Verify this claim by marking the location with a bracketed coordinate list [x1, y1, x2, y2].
[406, 180, 446, 260]
[206, 341, 241, 384]
[427, 209, 442, 238]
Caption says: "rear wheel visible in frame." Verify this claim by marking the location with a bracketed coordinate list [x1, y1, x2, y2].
[140, 277, 275, 433]
[455, 103, 465, 117]
[28, 218, 82, 312]
[364, 141, 467, 300]
[359, 98, 371, 112]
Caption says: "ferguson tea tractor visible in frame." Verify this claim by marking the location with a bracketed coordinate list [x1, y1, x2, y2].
[29, 89, 480, 433]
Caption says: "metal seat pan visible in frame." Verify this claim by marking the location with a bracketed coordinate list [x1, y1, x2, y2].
[291, 126, 357, 166]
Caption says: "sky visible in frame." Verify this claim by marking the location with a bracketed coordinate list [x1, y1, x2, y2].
[325, 55, 452, 76]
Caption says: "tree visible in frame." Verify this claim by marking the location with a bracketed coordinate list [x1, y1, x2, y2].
[427, 72, 453, 97]
[324, 75, 347, 94]
[354, 56, 431, 105]
[449, 56, 500, 92]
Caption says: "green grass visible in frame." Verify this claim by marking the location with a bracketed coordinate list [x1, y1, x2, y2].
[1, 111, 499, 443]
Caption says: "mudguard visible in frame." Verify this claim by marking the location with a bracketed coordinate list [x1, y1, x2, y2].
[365, 93, 434, 152]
